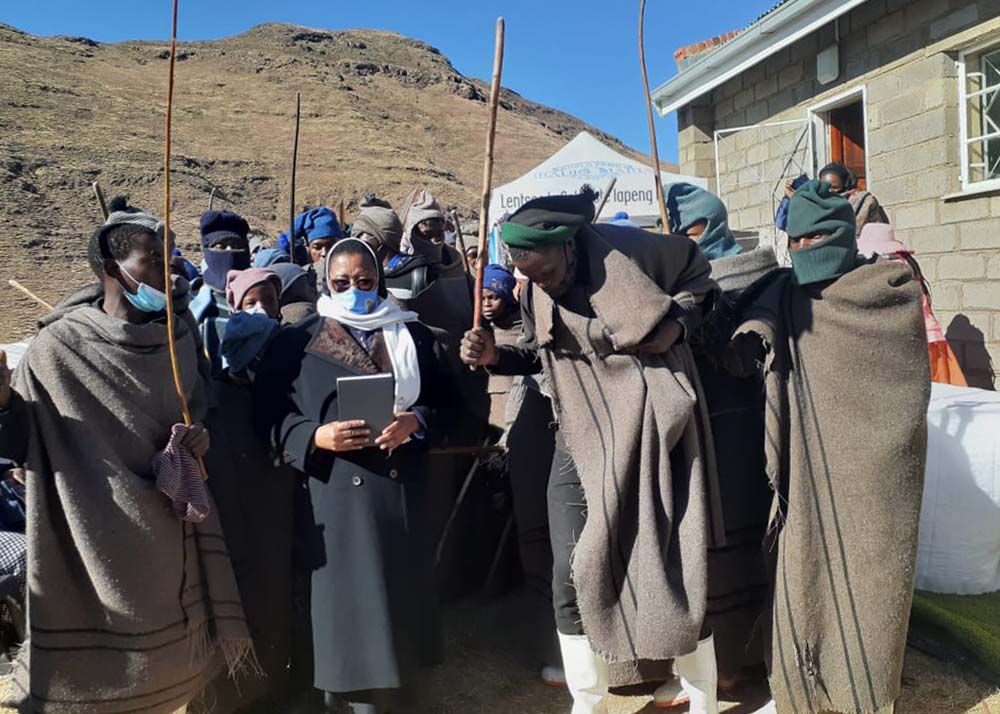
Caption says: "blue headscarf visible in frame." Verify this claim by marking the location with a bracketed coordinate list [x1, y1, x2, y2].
[253, 247, 291, 268]
[483, 264, 516, 305]
[293, 207, 344, 245]
[665, 183, 741, 260]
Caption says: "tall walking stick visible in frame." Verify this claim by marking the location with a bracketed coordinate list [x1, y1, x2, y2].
[289, 92, 302, 262]
[162, 0, 208, 481]
[451, 210, 472, 273]
[472, 18, 505, 329]
[92, 182, 109, 219]
[639, 0, 670, 233]
[449, 209, 476, 308]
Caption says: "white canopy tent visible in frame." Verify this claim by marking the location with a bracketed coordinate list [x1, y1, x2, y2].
[489, 131, 707, 228]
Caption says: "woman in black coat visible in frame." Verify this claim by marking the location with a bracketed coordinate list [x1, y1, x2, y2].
[254, 239, 449, 714]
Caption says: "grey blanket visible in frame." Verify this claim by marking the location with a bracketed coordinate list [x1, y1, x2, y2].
[535, 224, 721, 663]
[733, 260, 929, 713]
[10, 304, 253, 714]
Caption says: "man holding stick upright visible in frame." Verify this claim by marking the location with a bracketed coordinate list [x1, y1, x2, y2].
[460, 189, 722, 714]
[0, 209, 252, 714]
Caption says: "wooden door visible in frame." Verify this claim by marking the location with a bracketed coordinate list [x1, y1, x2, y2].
[830, 101, 867, 190]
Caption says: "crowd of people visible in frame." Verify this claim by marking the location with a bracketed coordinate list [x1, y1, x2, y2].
[0, 165, 953, 714]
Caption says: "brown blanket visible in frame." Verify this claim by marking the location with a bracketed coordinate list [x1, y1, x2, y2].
[534, 224, 721, 664]
[734, 259, 929, 713]
[10, 305, 253, 714]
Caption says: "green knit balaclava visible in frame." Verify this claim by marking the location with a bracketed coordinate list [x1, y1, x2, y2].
[665, 182, 741, 260]
[786, 179, 860, 286]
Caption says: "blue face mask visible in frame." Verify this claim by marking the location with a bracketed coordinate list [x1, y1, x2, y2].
[118, 265, 168, 313]
[118, 263, 167, 312]
[333, 287, 379, 315]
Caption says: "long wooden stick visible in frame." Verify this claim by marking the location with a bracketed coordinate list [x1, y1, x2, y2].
[162, 0, 208, 481]
[289, 93, 301, 263]
[472, 17, 505, 329]
[451, 210, 471, 273]
[449, 209, 476, 310]
[92, 182, 109, 219]
[8, 280, 54, 311]
[338, 197, 346, 228]
[208, 186, 218, 211]
[639, 0, 670, 233]
[593, 177, 618, 223]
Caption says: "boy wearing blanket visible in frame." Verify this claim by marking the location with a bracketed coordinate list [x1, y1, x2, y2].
[0, 209, 253, 714]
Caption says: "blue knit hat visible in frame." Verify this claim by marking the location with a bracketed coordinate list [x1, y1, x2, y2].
[293, 207, 344, 245]
[199, 210, 250, 249]
[253, 247, 291, 268]
[483, 264, 516, 305]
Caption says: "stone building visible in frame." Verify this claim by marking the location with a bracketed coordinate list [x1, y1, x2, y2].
[653, 0, 1000, 389]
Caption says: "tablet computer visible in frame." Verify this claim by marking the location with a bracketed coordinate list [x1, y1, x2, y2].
[337, 373, 395, 437]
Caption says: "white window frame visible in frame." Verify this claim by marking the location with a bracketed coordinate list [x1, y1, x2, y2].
[806, 86, 871, 190]
[957, 37, 1000, 193]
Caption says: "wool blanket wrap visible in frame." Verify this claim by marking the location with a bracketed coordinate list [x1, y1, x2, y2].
[533, 224, 721, 663]
[733, 261, 929, 714]
[694, 249, 780, 678]
[8, 306, 253, 714]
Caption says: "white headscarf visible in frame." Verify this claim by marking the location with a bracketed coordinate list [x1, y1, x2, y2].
[318, 239, 423, 411]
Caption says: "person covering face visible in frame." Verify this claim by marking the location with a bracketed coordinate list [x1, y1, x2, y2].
[785, 179, 861, 286]
[200, 210, 252, 292]
[666, 183, 741, 261]
[727, 180, 929, 714]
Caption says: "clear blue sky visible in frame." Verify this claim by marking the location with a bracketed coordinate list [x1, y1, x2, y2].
[3, 0, 777, 161]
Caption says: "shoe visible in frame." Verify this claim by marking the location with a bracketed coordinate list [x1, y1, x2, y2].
[541, 664, 567, 687]
[652, 677, 691, 708]
[557, 632, 609, 714]
[674, 635, 719, 714]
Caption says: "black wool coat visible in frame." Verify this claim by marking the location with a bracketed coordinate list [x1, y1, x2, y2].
[253, 313, 449, 694]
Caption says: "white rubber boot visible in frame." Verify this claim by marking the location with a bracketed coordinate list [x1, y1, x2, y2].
[652, 675, 690, 708]
[674, 635, 719, 714]
[557, 632, 609, 714]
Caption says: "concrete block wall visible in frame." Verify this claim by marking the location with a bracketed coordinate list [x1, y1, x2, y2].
[675, 0, 1000, 388]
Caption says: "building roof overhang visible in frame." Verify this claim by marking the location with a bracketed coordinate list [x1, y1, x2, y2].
[652, 0, 870, 116]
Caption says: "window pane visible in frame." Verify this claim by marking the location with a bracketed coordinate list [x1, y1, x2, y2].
[965, 46, 1000, 183]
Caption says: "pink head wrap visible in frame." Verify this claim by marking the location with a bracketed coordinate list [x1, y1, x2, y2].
[225, 268, 281, 312]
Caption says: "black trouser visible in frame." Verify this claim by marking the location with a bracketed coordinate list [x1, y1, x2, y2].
[505, 386, 560, 665]
[547, 430, 586, 636]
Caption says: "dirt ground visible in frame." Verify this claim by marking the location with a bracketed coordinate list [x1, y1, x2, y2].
[3, 590, 995, 714]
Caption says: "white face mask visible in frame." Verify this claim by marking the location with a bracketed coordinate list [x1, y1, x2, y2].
[244, 303, 268, 316]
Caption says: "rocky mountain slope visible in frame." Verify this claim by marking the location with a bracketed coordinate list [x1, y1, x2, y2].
[0, 22, 649, 339]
